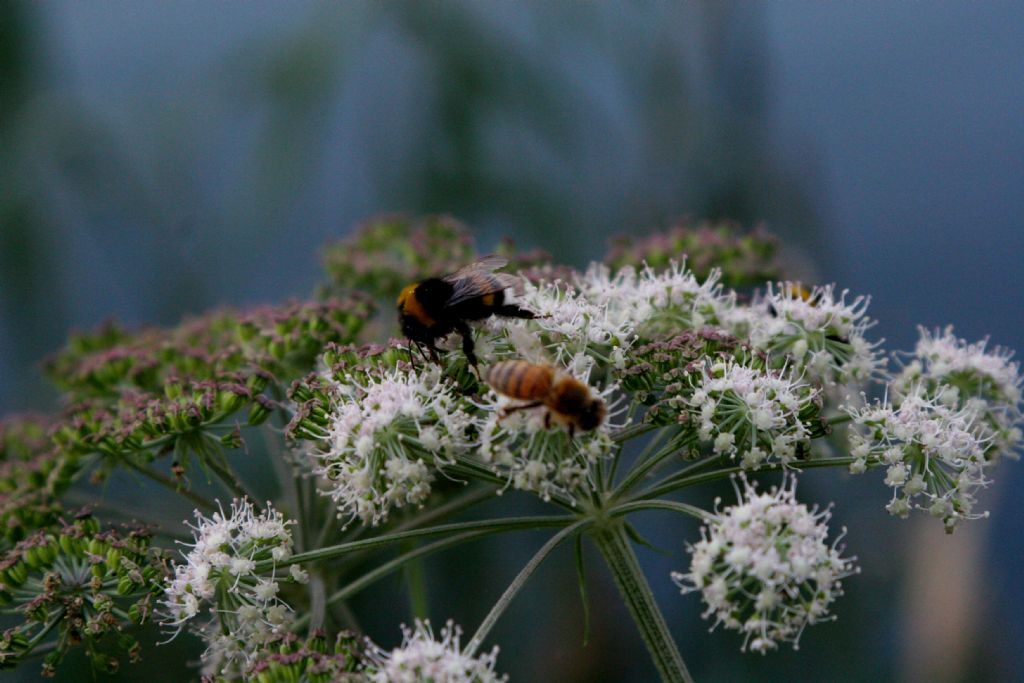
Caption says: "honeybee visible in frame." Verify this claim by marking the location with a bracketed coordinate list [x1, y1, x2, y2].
[486, 360, 606, 437]
[397, 256, 536, 367]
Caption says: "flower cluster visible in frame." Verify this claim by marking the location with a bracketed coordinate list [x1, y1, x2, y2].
[321, 213, 555, 305]
[321, 214, 478, 302]
[686, 359, 821, 468]
[45, 300, 371, 482]
[160, 499, 305, 678]
[363, 620, 507, 683]
[0, 415, 78, 549]
[892, 326, 1023, 460]
[513, 261, 724, 365]
[207, 631, 363, 683]
[745, 282, 884, 386]
[475, 361, 619, 502]
[621, 335, 822, 468]
[605, 218, 781, 287]
[846, 389, 991, 529]
[0, 513, 166, 676]
[672, 476, 856, 654]
[290, 346, 476, 526]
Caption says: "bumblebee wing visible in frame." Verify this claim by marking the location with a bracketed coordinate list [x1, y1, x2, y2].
[443, 255, 509, 280]
[443, 255, 520, 306]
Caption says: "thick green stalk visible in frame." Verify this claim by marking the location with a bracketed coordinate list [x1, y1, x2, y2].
[593, 523, 694, 683]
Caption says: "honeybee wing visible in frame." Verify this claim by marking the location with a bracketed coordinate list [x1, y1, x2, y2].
[443, 255, 521, 306]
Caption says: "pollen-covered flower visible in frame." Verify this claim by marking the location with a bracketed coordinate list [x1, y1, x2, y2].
[363, 619, 507, 683]
[893, 326, 1023, 459]
[160, 499, 301, 678]
[846, 388, 991, 529]
[747, 283, 884, 385]
[672, 475, 856, 654]
[300, 363, 476, 526]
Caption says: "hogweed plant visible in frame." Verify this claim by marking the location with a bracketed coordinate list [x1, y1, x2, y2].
[1, 215, 1019, 682]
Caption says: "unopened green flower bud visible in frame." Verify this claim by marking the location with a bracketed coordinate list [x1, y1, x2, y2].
[247, 398, 274, 426]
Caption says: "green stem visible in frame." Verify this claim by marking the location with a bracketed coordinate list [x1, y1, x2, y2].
[611, 422, 659, 443]
[122, 459, 216, 513]
[258, 515, 574, 570]
[449, 457, 578, 511]
[206, 456, 258, 505]
[394, 484, 499, 533]
[635, 456, 860, 501]
[824, 413, 854, 427]
[295, 531, 486, 628]
[403, 548, 430, 620]
[609, 499, 709, 521]
[593, 523, 693, 683]
[612, 433, 696, 500]
[466, 520, 589, 656]
[308, 571, 327, 631]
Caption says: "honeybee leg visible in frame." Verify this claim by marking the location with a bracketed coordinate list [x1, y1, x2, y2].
[498, 401, 544, 422]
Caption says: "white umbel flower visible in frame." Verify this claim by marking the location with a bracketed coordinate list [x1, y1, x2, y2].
[672, 475, 856, 654]
[846, 387, 991, 530]
[893, 326, 1023, 459]
[513, 261, 727, 363]
[313, 365, 475, 526]
[159, 499, 298, 677]
[681, 359, 819, 468]
[748, 283, 884, 385]
[364, 619, 507, 683]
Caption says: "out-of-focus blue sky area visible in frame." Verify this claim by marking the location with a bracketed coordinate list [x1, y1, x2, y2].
[1, 2, 1022, 682]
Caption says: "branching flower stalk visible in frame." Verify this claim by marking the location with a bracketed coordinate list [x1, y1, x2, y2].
[3, 215, 1020, 681]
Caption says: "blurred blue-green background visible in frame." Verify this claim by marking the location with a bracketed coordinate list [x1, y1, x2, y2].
[2, 2, 1022, 681]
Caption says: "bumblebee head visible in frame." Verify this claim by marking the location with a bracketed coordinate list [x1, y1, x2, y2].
[397, 283, 434, 341]
[397, 283, 418, 313]
[578, 397, 607, 432]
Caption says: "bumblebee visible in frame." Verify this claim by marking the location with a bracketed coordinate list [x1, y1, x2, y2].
[486, 360, 606, 437]
[397, 256, 536, 367]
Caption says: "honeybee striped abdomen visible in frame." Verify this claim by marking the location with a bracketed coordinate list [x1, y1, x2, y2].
[487, 360, 606, 436]
[487, 360, 554, 401]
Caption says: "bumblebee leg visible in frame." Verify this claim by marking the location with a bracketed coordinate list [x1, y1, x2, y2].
[544, 411, 552, 429]
[422, 339, 442, 365]
[454, 320, 479, 368]
[568, 423, 576, 439]
[496, 304, 538, 319]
